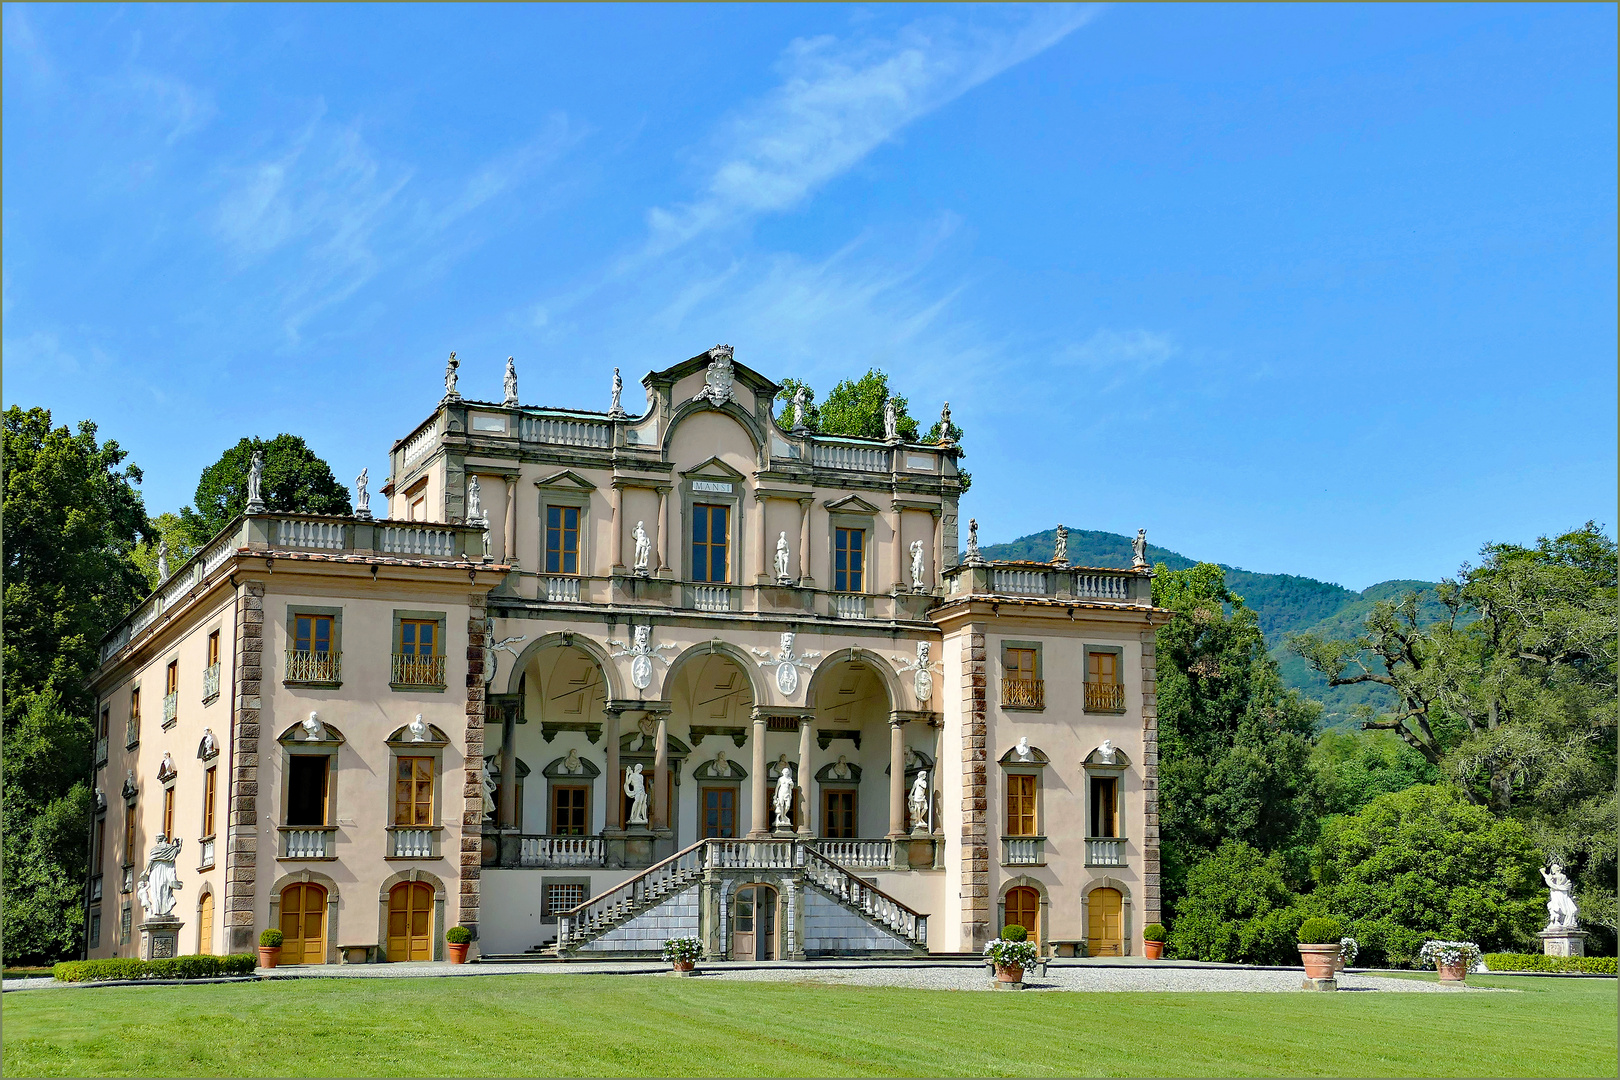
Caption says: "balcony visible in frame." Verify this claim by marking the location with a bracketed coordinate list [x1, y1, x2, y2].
[543, 575, 581, 602]
[202, 663, 221, 703]
[691, 584, 737, 613]
[810, 839, 893, 869]
[162, 692, 178, 729]
[832, 593, 867, 620]
[1002, 836, 1046, 866]
[125, 721, 140, 749]
[1001, 678, 1045, 710]
[95, 737, 108, 767]
[198, 838, 215, 869]
[279, 827, 336, 859]
[389, 827, 438, 858]
[1084, 682, 1126, 713]
[121, 866, 133, 894]
[1086, 836, 1126, 867]
[285, 650, 341, 687]
[518, 835, 605, 868]
[391, 653, 446, 690]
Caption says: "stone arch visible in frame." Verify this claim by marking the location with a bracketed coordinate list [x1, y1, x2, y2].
[502, 631, 624, 700]
[805, 648, 903, 714]
[995, 875, 1051, 947]
[662, 640, 766, 707]
[377, 868, 450, 963]
[1082, 876, 1135, 958]
[269, 869, 341, 966]
[663, 397, 767, 465]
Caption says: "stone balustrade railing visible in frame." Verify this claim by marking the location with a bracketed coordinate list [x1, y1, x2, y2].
[519, 835, 605, 868]
[1086, 836, 1126, 867]
[993, 569, 1047, 595]
[275, 519, 347, 550]
[946, 562, 1147, 605]
[832, 593, 867, 620]
[1002, 836, 1046, 866]
[281, 828, 334, 859]
[809, 839, 893, 869]
[811, 441, 889, 473]
[199, 838, 216, 868]
[692, 584, 735, 613]
[544, 576, 582, 602]
[380, 525, 457, 557]
[389, 828, 435, 858]
[520, 414, 612, 448]
[399, 421, 439, 466]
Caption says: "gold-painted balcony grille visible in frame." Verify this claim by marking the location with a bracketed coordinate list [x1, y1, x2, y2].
[1001, 678, 1045, 709]
[285, 650, 341, 684]
[1084, 681, 1125, 712]
[392, 653, 446, 687]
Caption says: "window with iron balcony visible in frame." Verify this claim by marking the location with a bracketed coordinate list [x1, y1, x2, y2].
[1001, 645, 1044, 710]
[286, 612, 341, 686]
[162, 660, 179, 728]
[392, 618, 446, 689]
[1084, 649, 1125, 712]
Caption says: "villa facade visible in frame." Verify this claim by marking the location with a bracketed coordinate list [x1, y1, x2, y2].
[84, 346, 1171, 964]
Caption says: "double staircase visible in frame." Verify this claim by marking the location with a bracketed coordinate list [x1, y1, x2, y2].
[547, 837, 930, 957]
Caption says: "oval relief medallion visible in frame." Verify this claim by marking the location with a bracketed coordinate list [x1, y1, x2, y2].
[914, 669, 933, 704]
[631, 655, 653, 691]
[776, 663, 799, 697]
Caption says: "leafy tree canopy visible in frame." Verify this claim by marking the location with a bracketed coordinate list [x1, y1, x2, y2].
[1169, 842, 1303, 965]
[132, 512, 197, 592]
[179, 434, 351, 545]
[773, 369, 970, 488]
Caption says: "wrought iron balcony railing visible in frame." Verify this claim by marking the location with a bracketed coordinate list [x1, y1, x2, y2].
[391, 653, 446, 688]
[1002, 678, 1045, 710]
[285, 650, 341, 685]
[1083, 681, 1126, 712]
[202, 663, 221, 702]
[162, 692, 178, 728]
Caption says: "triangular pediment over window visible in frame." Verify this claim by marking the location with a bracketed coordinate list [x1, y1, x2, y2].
[824, 493, 881, 515]
[534, 470, 597, 492]
[681, 457, 747, 483]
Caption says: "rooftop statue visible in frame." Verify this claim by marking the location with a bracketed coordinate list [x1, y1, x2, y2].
[965, 518, 983, 565]
[503, 356, 519, 407]
[354, 467, 370, 519]
[245, 449, 266, 513]
[1053, 524, 1068, 565]
[791, 385, 808, 430]
[884, 397, 899, 442]
[444, 351, 461, 400]
[156, 539, 170, 582]
[1132, 528, 1149, 570]
[609, 367, 626, 418]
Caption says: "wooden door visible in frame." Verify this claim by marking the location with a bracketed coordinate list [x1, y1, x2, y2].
[387, 881, 434, 961]
[1087, 887, 1123, 957]
[731, 885, 779, 960]
[197, 892, 214, 955]
[1005, 886, 1040, 946]
[702, 787, 738, 838]
[279, 883, 327, 965]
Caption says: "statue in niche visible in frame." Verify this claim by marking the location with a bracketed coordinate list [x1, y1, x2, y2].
[908, 771, 929, 831]
[632, 521, 651, 574]
[136, 833, 183, 918]
[355, 468, 370, 518]
[1097, 739, 1116, 764]
[965, 518, 982, 564]
[772, 764, 795, 829]
[830, 755, 853, 780]
[503, 356, 519, 407]
[609, 368, 626, 417]
[466, 475, 485, 524]
[444, 351, 461, 399]
[302, 712, 326, 741]
[481, 758, 498, 816]
[1542, 863, 1579, 930]
[791, 386, 808, 430]
[408, 714, 430, 742]
[910, 539, 926, 591]
[692, 344, 735, 406]
[1053, 524, 1068, 565]
[156, 539, 170, 582]
[883, 397, 899, 442]
[1132, 528, 1149, 570]
[245, 450, 265, 512]
[624, 763, 649, 826]
[775, 531, 791, 583]
[562, 748, 584, 775]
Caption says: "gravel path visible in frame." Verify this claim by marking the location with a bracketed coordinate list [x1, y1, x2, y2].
[686, 965, 1496, 993]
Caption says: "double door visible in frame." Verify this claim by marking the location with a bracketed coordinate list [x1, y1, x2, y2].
[731, 884, 779, 960]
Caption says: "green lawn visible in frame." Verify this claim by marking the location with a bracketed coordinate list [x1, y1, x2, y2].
[2, 972, 1614, 1077]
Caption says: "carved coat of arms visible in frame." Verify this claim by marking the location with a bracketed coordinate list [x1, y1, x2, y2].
[692, 344, 736, 407]
[893, 641, 942, 704]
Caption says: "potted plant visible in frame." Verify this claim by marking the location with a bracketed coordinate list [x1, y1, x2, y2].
[257, 929, 283, 969]
[445, 925, 473, 964]
[1337, 936, 1358, 973]
[1297, 917, 1344, 980]
[1142, 923, 1167, 960]
[1419, 940, 1480, 983]
[663, 936, 702, 974]
[985, 925, 1039, 986]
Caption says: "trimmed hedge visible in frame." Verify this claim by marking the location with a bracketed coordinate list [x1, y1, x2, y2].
[53, 953, 258, 983]
[1482, 952, 1616, 975]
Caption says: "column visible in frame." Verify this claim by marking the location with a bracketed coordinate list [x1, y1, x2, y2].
[887, 715, 907, 839]
[931, 509, 943, 590]
[754, 493, 769, 583]
[604, 708, 623, 832]
[798, 498, 814, 586]
[652, 713, 670, 832]
[504, 475, 519, 566]
[655, 486, 670, 572]
[747, 710, 769, 838]
[796, 717, 814, 837]
[611, 485, 625, 570]
[499, 702, 518, 829]
[891, 504, 904, 592]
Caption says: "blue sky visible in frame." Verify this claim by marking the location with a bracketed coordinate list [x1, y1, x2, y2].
[4, 3, 1615, 590]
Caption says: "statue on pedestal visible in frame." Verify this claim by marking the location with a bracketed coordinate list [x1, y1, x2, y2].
[908, 771, 929, 831]
[245, 450, 266, 513]
[1053, 524, 1068, 565]
[883, 397, 899, 442]
[354, 467, 370, 518]
[791, 386, 808, 431]
[136, 834, 183, 918]
[156, 539, 170, 582]
[773, 765, 796, 829]
[1132, 528, 1149, 570]
[624, 763, 649, 826]
[444, 351, 461, 400]
[775, 531, 791, 583]
[1542, 863, 1579, 930]
[609, 368, 626, 418]
[632, 521, 651, 574]
[965, 518, 983, 564]
[503, 356, 519, 407]
[910, 539, 926, 591]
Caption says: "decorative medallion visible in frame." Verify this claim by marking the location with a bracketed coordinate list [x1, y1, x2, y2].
[751, 632, 819, 699]
[893, 641, 942, 705]
[692, 344, 736, 406]
[609, 625, 677, 691]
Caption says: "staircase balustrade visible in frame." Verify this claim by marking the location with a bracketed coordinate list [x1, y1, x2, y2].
[809, 839, 893, 869]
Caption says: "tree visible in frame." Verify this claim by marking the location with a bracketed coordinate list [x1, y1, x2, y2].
[1153, 563, 1322, 915]
[131, 511, 197, 591]
[772, 370, 970, 488]
[179, 434, 351, 546]
[1311, 729, 1439, 818]
[1313, 785, 1545, 966]
[1169, 842, 1303, 965]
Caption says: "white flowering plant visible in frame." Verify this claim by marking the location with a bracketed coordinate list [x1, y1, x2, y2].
[984, 938, 1040, 968]
[1418, 940, 1481, 968]
[662, 936, 702, 964]
[1339, 937, 1359, 966]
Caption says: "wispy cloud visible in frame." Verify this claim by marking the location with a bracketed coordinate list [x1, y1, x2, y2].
[1056, 329, 1180, 388]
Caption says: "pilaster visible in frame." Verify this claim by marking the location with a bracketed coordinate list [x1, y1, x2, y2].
[960, 623, 989, 950]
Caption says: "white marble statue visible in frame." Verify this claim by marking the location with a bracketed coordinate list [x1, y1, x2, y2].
[503, 356, 519, 407]
[609, 626, 677, 691]
[908, 770, 929, 829]
[408, 714, 430, 742]
[1015, 736, 1032, 761]
[711, 750, 730, 775]
[199, 729, 218, 759]
[791, 385, 808, 430]
[831, 755, 853, 780]
[157, 752, 176, 781]
[136, 834, 183, 917]
[245, 449, 265, 512]
[302, 712, 326, 741]
[883, 397, 899, 441]
[444, 351, 461, 399]
[481, 757, 498, 816]
[774, 531, 791, 582]
[750, 632, 819, 697]
[624, 763, 649, 826]
[1053, 524, 1068, 564]
[937, 401, 953, 444]
[354, 467, 370, 517]
[1542, 863, 1579, 930]
[156, 539, 170, 581]
[965, 518, 982, 563]
[609, 368, 625, 417]
[909, 539, 926, 591]
[632, 521, 651, 574]
[562, 748, 584, 775]
[1097, 739, 1116, 764]
[772, 765, 796, 829]
[692, 344, 736, 406]
[1132, 528, 1149, 570]
[466, 475, 485, 524]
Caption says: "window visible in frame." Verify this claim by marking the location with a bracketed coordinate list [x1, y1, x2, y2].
[89, 909, 102, 949]
[701, 787, 738, 839]
[410, 497, 426, 521]
[1006, 774, 1038, 836]
[546, 882, 587, 916]
[294, 615, 334, 655]
[394, 618, 444, 687]
[286, 756, 330, 827]
[545, 505, 580, 574]
[128, 688, 141, 745]
[400, 620, 437, 657]
[395, 757, 434, 826]
[207, 630, 221, 667]
[124, 805, 137, 866]
[822, 790, 857, 838]
[162, 786, 176, 839]
[1005, 648, 1036, 682]
[1085, 649, 1125, 711]
[691, 504, 729, 583]
[202, 767, 217, 837]
[120, 906, 132, 945]
[834, 528, 865, 593]
[166, 661, 179, 697]
[288, 610, 341, 685]
[98, 707, 110, 743]
[1090, 775, 1119, 838]
[551, 785, 588, 835]
[92, 814, 106, 870]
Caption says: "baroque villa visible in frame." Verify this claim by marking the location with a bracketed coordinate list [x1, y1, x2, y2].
[85, 346, 1170, 965]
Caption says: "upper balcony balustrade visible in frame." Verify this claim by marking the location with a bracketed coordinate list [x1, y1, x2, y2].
[945, 560, 1151, 607]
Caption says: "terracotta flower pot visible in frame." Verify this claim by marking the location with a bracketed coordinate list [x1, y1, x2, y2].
[672, 960, 695, 973]
[258, 946, 281, 969]
[1436, 960, 1467, 982]
[1143, 939, 1165, 960]
[1298, 943, 1340, 980]
[995, 963, 1024, 984]
[447, 942, 470, 964]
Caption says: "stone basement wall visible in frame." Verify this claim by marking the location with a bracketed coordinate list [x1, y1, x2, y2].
[802, 888, 912, 954]
[576, 886, 700, 953]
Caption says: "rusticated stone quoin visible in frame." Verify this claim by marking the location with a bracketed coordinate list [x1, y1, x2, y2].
[224, 580, 265, 952]
[960, 624, 989, 950]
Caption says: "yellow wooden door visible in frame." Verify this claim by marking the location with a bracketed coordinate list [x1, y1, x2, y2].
[197, 892, 214, 955]
[1005, 887, 1040, 946]
[388, 882, 434, 961]
[1087, 888, 1123, 957]
[280, 883, 327, 965]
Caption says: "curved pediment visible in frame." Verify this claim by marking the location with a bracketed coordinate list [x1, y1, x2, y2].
[387, 720, 451, 747]
[999, 743, 1049, 767]
[543, 751, 601, 780]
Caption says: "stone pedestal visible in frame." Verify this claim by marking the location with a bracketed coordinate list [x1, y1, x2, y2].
[139, 917, 183, 961]
[1301, 976, 1338, 992]
[1541, 929, 1588, 957]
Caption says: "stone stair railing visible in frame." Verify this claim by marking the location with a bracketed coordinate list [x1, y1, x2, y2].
[555, 839, 707, 952]
[798, 843, 928, 950]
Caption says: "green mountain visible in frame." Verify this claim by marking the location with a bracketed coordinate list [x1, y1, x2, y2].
[979, 528, 1444, 729]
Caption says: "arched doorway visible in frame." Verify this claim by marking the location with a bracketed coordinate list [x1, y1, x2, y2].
[387, 881, 434, 961]
[732, 884, 779, 960]
[1088, 887, 1123, 957]
[280, 882, 328, 965]
[1005, 886, 1040, 946]
[197, 892, 215, 956]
